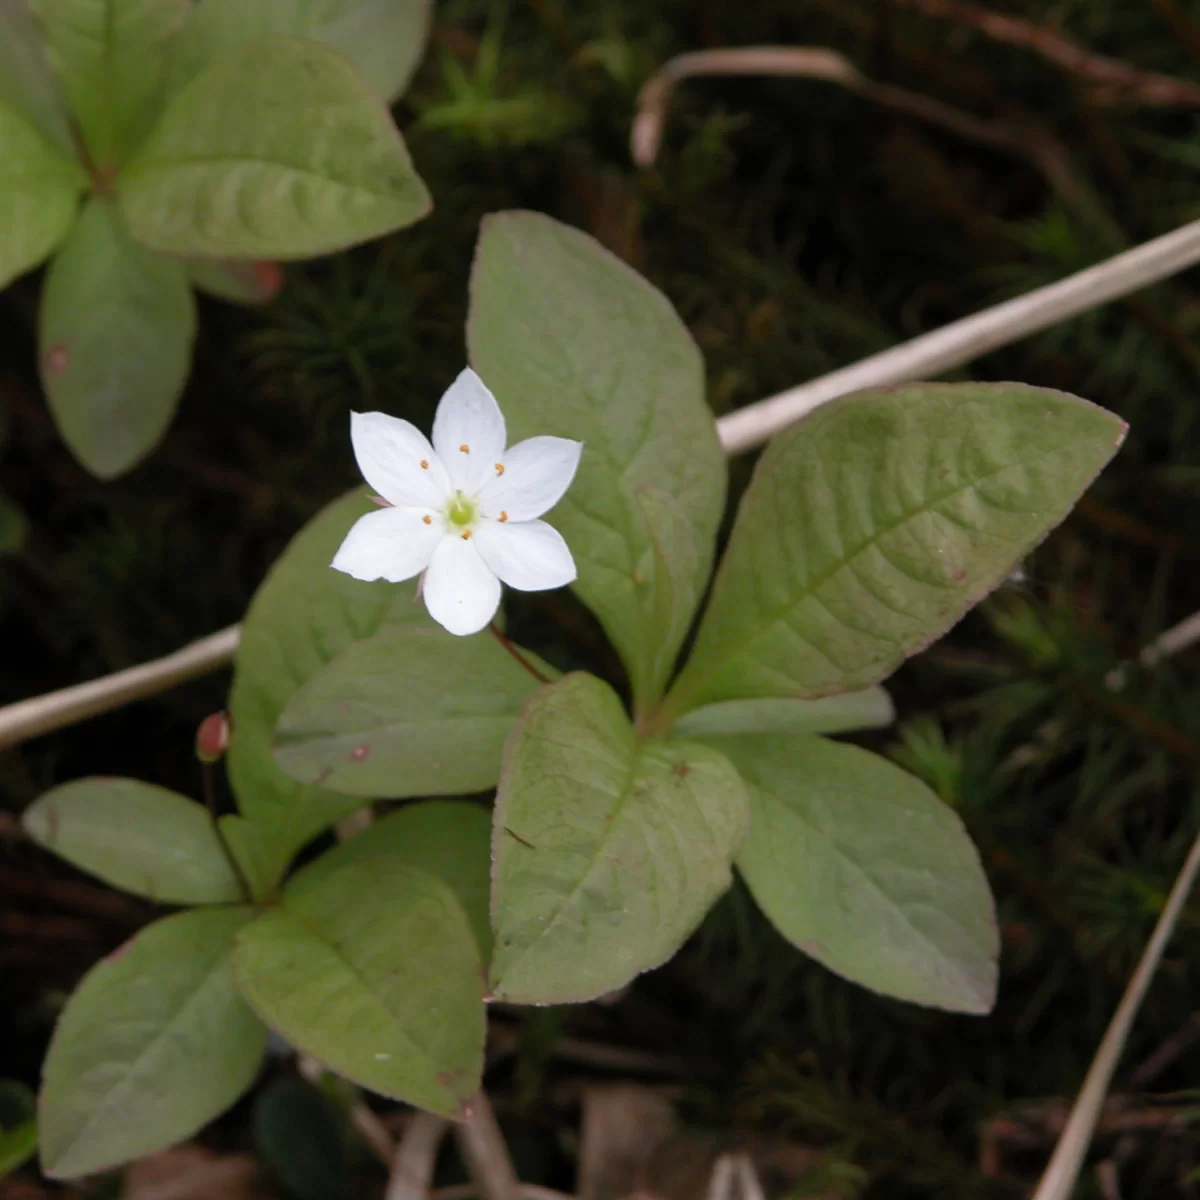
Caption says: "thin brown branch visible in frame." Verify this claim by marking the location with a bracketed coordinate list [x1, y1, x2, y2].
[890, 0, 1200, 107]
[0, 625, 241, 750]
[1031, 828, 1200, 1200]
[454, 1091, 519, 1200]
[386, 1112, 449, 1200]
[631, 44, 1113, 238]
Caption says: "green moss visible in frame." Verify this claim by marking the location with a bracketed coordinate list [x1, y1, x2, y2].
[6, 1, 1200, 1192]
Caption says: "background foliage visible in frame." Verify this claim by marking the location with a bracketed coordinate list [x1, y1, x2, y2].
[5, 0, 1200, 1195]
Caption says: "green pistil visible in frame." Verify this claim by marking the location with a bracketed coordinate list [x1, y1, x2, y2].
[446, 492, 477, 528]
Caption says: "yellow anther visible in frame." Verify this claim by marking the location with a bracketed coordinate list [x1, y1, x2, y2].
[422, 515, 432, 525]
[461, 529, 472, 540]
[420, 459, 429, 469]
[499, 511, 508, 523]
[459, 443, 470, 453]
[495, 463, 505, 475]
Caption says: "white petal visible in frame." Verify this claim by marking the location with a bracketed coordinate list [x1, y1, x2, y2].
[477, 436, 582, 522]
[331, 508, 441, 583]
[473, 519, 576, 592]
[350, 411, 451, 508]
[422, 534, 502, 636]
[431, 368, 506, 493]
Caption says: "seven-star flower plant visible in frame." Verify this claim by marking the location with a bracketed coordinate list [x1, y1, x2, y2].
[332, 368, 583, 636]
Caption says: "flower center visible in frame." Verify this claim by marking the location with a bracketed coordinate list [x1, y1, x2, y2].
[445, 491, 477, 529]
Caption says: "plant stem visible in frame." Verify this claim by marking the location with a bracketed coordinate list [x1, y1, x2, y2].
[1030, 826, 1200, 1200]
[0, 625, 241, 750]
[201, 761, 254, 905]
[489, 623, 551, 684]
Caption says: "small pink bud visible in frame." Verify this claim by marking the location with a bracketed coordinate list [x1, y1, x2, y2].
[195, 711, 231, 764]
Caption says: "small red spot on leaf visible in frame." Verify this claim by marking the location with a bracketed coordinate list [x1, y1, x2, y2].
[106, 935, 137, 963]
[672, 761, 691, 779]
[45, 342, 69, 376]
[252, 261, 284, 298]
[350, 744, 370, 761]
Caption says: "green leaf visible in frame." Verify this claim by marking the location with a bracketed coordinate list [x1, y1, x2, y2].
[39, 907, 266, 1178]
[636, 485, 703, 701]
[490, 673, 748, 1004]
[468, 211, 725, 710]
[289, 800, 494, 960]
[253, 1078, 349, 1200]
[172, 0, 432, 104]
[0, 1081, 37, 1179]
[671, 688, 893, 739]
[712, 734, 997, 1014]
[32, 0, 188, 167]
[22, 777, 243, 905]
[234, 854, 484, 1117]
[225, 489, 432, 898]
[0, 0, 75, 154]
[664, 383, 1126, 717]
[274, 625, 553, 800]
[0, 101, 86, 290]
[39, 196, 196, 479]
[119, 37, 431, 259]
[188, 258, 284, 305]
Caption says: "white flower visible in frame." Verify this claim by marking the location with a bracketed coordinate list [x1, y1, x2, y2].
[331, 368, 582, 636]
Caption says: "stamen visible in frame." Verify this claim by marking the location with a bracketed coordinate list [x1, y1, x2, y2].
[422, 515, 432, 525]
[461, 530, 472, 540]
[420, 459, 429, 469]
[495, 463, 505, 475]
[499, 511, 508, 523]
[459, 443, 470, 453]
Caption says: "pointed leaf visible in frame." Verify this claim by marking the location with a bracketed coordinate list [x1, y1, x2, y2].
[119, 37, 431, 259]
[172, 0, 432, 104]
[275, 624, 553, 799]
[39, 907, 266, 1178]
[288, 800, 493, 959]
[712, 734, 997, 1014]
[234, 854, 484, 1117]
[490, 673, 748, 1004]
[32, 0, 188, 166]
[39, 197, 195, 478]
[0, 101, 86, 289]
[23, 777, 243, 905]
[671, 688, 893, 738]
[468, 212, 725, 709]
[0, 0, 74, 153]
[226, 489, 433, 897]
[665, 383, 1126, 716]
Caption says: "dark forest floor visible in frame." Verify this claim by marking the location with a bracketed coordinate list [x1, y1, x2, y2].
[7, 2, 1200, 1197]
